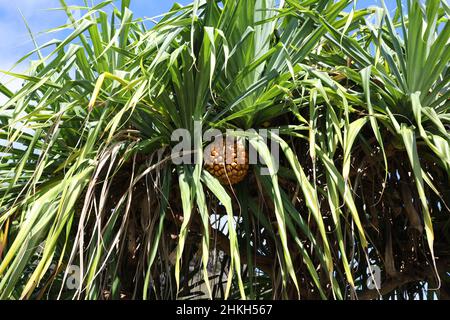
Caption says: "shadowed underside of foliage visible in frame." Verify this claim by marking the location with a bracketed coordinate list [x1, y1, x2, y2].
[0, 0, 449, 300]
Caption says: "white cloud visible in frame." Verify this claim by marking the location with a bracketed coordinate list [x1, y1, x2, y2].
[0, 56, 27, 105]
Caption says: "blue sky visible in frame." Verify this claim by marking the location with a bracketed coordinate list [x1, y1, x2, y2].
[0, 0, 393, 102]
[0, 0, 183, 99]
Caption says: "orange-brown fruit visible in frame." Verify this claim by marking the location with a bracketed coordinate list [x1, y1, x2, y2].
[204, 138, 249, 185]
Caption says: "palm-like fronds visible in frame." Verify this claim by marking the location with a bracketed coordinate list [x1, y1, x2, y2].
[0, 0, 449, 300]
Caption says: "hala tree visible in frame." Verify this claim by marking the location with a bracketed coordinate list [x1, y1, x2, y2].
[0, 0, 449, 300]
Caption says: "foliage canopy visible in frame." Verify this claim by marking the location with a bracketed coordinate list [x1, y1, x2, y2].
[0, 0, 449, 300]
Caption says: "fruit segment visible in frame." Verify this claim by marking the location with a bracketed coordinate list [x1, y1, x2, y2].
[205, 139, 249, 185]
